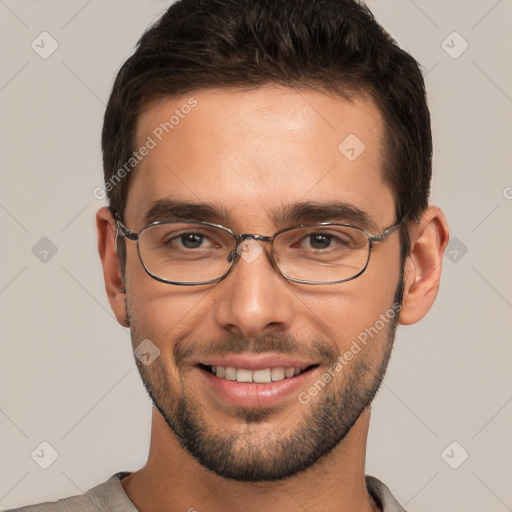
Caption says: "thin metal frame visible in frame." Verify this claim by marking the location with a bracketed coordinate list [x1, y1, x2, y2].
[111, 210, 407, 286]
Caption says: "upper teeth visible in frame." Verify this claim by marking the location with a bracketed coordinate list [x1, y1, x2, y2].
[211, 366, 303, 383]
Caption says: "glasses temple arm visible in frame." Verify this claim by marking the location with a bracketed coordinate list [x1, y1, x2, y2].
[369, 207, 413, 242]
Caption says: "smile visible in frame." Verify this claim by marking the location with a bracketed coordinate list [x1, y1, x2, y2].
[199, 364, 317, 383]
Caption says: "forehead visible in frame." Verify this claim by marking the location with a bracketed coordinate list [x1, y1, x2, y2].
[125, 85, 393, 229]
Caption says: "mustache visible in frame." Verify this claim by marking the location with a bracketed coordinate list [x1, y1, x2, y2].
[173, 332, 339, 366]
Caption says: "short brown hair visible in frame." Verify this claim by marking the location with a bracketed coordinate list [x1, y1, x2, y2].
[102, 0, 432, 273]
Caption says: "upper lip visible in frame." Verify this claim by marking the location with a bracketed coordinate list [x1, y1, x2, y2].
[194, 353, 318, 371]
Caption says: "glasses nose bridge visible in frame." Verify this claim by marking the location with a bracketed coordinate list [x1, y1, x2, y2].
[228, 232, 275, 264]
[237, 233, 274, 244]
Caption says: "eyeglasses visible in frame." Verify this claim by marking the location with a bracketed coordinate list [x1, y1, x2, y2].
[112, 212, 406, 286]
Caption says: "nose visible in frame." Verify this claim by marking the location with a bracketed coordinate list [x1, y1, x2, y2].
[213, 239, 295, 339]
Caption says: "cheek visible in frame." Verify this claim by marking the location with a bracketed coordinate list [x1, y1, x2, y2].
[307, 293, 391, 340]
[301, 253, 401, 352]
[127, 265, 213, 349]
[314, 296, 397, 384]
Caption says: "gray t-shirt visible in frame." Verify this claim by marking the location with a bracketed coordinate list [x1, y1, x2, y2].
[8, 473, 407, 511]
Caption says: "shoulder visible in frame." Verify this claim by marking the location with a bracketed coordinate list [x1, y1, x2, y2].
[6, 473, 137, 512]
[366, 475, 408, 512]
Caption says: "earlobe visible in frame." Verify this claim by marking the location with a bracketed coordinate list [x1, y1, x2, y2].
[96, 207, 130, 327]
[399, 206, 449, 325]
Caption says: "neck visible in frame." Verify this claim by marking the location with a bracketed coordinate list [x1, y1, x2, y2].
[121, 407, 379, 512]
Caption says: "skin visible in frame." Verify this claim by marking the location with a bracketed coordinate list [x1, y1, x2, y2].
[96, 85, 449, 511]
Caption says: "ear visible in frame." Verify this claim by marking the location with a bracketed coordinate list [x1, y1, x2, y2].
[96, 207, 130, 327]
[399, 206, 449, 325]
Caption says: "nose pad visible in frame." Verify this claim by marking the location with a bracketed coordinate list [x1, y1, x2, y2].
[225, 239, 270, 276]
[227, 238, 258, 263]
[227, 250, 238, 263]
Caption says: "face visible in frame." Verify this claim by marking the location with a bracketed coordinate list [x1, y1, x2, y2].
[122, 86, 403, 481]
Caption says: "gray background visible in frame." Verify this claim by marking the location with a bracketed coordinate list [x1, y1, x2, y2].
[0, 0, 511, 510]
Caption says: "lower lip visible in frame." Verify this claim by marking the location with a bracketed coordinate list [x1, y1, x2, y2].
[197, 366, 318, 408]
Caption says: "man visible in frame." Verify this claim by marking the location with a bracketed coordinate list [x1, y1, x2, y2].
[11, 0, 449, 510]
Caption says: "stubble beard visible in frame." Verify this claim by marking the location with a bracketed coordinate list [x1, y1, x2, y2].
[128, 278, 403, 482]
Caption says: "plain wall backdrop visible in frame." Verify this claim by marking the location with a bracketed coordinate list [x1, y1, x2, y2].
[0, 0, 511, 510]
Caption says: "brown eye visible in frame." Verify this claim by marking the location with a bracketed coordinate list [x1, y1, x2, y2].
[308, 234, 332, 249]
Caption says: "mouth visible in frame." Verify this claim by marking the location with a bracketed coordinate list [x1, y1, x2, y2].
[192, 352, 321, 408]
[198, 363, 319, 383]
[195, 358, 321, 409]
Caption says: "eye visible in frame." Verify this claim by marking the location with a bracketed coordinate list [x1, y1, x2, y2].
[294, 230, 353, 251]
[179, 233, 205, 249]
[307, 234, 333, 249]
[165, 231, 221, 250]
[141, 223, 235, 261]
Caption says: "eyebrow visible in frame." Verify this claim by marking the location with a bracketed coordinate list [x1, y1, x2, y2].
[142, 199, 378, 232]
[143, 199, 231, 226]
[270, 201, 379, 232]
